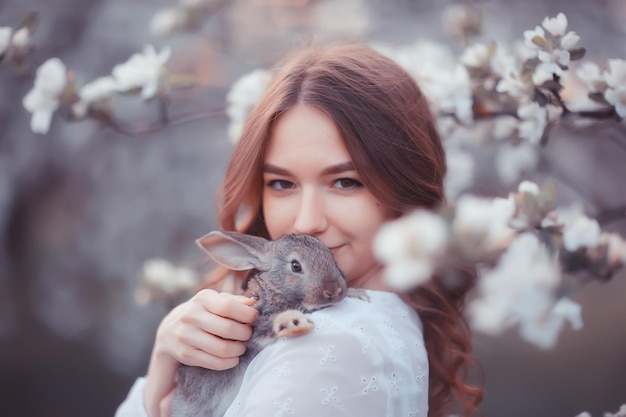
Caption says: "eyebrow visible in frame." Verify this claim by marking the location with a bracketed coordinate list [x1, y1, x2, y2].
[263, 161, 356, 176]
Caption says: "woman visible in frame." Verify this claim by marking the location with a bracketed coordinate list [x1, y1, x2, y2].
[116, 43, 483, 417]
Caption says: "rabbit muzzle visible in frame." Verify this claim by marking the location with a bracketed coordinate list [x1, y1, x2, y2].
[323, 282, 345, 303]
[301, 278, 347, 309]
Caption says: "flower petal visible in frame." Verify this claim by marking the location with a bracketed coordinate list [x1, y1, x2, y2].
[30, 110, 53, 134]
[542, 12, 568, 37]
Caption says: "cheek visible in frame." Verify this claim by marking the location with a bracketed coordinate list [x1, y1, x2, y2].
[262, 195, 291, 239]
[335, 198, 388, 238]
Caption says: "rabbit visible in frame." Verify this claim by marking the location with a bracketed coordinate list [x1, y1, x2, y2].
[169, 230, 349, 417]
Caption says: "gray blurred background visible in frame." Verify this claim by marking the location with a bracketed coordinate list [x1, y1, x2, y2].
[0, 0, 625, 416]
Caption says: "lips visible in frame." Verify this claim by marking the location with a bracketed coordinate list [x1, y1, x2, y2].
[328, 245, 344, 254]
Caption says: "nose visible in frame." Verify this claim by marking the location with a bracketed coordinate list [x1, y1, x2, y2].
[293, 188, 328, 235]
[323, 283, 345, 302]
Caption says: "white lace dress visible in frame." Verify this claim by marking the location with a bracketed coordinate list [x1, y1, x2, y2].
[115, 290, 429, 417]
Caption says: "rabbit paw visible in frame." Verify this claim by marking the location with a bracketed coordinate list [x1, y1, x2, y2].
[273, 310, 314, 338]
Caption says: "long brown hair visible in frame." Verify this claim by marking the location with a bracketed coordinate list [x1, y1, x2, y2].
[214, 43, 483, 417]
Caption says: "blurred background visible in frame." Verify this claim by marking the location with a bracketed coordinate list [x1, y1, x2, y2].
[0, 0, 625, 416]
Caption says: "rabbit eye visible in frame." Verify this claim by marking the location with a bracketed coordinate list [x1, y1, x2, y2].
[291, 260, 302, 273]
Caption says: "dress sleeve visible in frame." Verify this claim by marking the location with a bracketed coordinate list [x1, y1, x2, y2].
[226, 300, 428, 417]
[227, 327, 388, 417]
[114, 377, 149, 417]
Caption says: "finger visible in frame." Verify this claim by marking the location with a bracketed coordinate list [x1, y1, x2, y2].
[195, 314, 253, 342]
[229, 294, 259, 307]
[178, 327, 247, 360]
[197, 289, 258, 324]
[180, 346, 241, 371]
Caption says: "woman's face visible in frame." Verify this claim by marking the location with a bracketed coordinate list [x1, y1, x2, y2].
[262, 104, 391, 289]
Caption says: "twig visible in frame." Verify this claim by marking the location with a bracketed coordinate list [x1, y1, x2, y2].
[571, 108, 619, 120]
[91, 108, 226, 136]
[596, 205, 626, 227]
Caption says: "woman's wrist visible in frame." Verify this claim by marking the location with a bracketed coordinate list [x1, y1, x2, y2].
[144, 340, 179, 417]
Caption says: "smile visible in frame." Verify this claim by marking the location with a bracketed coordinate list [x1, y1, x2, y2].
[329, 245, 344, 254]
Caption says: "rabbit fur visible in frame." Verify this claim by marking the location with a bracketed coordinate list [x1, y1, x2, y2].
[170, 231, 348, 417]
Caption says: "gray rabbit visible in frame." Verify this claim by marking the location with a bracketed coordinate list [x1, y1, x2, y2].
[170, 230, 348, 417]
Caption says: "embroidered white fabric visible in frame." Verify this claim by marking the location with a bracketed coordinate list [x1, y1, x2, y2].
[115, 290, 429, 417]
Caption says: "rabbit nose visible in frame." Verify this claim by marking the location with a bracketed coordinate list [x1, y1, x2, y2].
[323, 285, 344, 301]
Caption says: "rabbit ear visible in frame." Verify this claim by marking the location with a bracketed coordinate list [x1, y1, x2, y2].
[195, 231, 270, 271]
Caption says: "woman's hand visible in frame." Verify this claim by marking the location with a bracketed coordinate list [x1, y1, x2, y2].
[157, 289, 258, 370]
[143, 289, 258, 417]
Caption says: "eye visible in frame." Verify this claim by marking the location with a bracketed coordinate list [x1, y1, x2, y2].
[334, 178, 363, 189]
[267, 179, 295, 191]
[291, 260, 302, 273]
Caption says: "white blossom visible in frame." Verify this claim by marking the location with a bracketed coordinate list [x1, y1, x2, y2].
[492, 115, 518, 140]
[518, 180, 541, 195]
[603, 59, 626, 89]
[489, 44, 517, 78]
[72, 76, 118, 118]
[605, 87, 626, 118]
[149, 7, 187, 37]
[576, 61, 603, 91]
[112, 45, 171, 100]
[22, 57, 67, 134]
[468, 233, 563, 348]
[495, 141, 540, 186]
[11, 27, 29, 49]
[545, 205, 603, 252]
[541, 13, 580, 51]
[541, 203, 582, 228]
[560, 31, 580, 50]
[560, 71, 605, 118]
[513, 39, 538, 62]
[547, 104, 564, 121]
[443, 145, 475, 199]
[517, 102, 562, 144]
[542, 12, 568, 37]
[482, 45, 519, 92]
[601, 59, 626, 117]
[508, 180, 554, 230]
[373, 40, 457, 85]
[523, 25, 546, 50]
[598, 232, 626, 267]
[374, 41, 463, 113]
[553, 297, 583, 331]
[139, 258, 198, 300]
[420, 64, 473, 124]
[519, 296, 583, 349]
[0, 26, 32, 59]
[562, 215, 601, 252]
[461, 43, 489, 68]
[79, 76, 117, 103]
[532, 62, 558, 86]
[466, 295, 511, 335]
[517, 101, 547, 144]
[226, 68, 272, 143]
[441, 4, 480, 40]
[0, 27, 12, 55]
[524, 14, 580, 72]
[374, 210, 449, 290]
[538, 49, 571, 73]
[496, 67, 527, 97]
[451, 195, 516, 255]
[604, 404, 626, 417]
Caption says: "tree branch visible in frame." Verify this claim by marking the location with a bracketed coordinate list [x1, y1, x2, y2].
[596, 205, 626, 227]
[91, 108, 225, 137]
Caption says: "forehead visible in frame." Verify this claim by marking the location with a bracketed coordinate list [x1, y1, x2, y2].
[264, 104, 351, 165]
